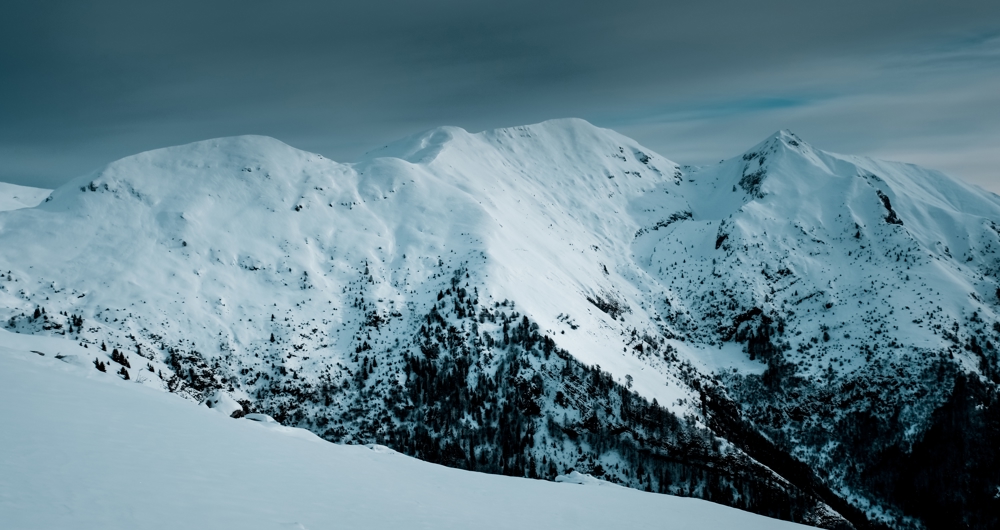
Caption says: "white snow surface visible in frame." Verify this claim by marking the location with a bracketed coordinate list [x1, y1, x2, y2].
[0, 329, 811, 530]
[0, 182, 50, 212]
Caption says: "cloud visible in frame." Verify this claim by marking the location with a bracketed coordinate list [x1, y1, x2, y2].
[1, 0, 998, 190]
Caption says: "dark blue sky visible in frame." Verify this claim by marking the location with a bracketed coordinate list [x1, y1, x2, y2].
[3, 0, 999, 190]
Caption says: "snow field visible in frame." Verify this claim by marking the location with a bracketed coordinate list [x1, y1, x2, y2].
[0, 182, 50, 212]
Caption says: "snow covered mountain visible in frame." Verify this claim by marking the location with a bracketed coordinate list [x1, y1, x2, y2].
[1, 119, 997, 529]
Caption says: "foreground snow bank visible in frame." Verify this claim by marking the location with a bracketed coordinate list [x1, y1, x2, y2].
[0, 331, 810, 529]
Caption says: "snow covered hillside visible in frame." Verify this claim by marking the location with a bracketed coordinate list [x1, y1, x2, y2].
[0, 329, 813, 530]
[0, 182, 50, 212]
[0, 119, 997, 529]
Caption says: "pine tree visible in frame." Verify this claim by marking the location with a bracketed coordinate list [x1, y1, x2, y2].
[110, 349, 131, 368]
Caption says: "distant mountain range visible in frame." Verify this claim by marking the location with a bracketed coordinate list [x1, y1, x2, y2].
[2, 119, 997, 529]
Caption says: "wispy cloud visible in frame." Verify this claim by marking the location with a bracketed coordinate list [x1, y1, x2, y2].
[896, 32, 1000, 70]
[1, 1, 998, 191]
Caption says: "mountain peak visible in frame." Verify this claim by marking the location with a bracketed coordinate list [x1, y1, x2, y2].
[131, 134, 300, 161]
[40, 134, 327, 211]
[742, 129, 811, 157]
[482, 118, 616, 145]
[140, 135, 304, 164]
[771, 128, 804, 144]
[82, 134, 308, 185]
[361, 125, 472, 163]
[363, 118, 612, 164]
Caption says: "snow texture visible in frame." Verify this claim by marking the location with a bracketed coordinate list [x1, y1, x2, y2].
[0, 182, 50, 212]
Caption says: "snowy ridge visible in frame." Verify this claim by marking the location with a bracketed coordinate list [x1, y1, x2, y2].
[1, 119, 998, 529]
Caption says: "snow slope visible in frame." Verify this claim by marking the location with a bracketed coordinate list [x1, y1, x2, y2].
[1, 120, 999, 529]
[0, 329, 812, 530]
[0, 182, 50, 212]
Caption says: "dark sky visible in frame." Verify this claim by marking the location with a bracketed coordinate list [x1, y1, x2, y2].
[3, 0, 999, 191]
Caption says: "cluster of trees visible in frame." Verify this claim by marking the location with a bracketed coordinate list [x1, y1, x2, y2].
[153, 266, 856, 528]
[166, 348, 221, 395]
[202, 268, 845, 526]
[585, 292, 629, 320]
[724, 312, 1000, 529]
[861, 373, 1000, 529]
[92, 345, 134, 380]
[5, 306, 91, 336]
[110, 348, 130, 368]
[333, 285, 841, 526]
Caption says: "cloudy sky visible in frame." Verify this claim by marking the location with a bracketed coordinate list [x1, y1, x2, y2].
[3, 0, 999, 191]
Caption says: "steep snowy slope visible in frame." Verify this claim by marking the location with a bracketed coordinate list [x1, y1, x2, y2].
[0, 182, 50, 211]
[636, 131, 1000, 528]
[1, 120, 998, 529]
[0, 329, 814, 530]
